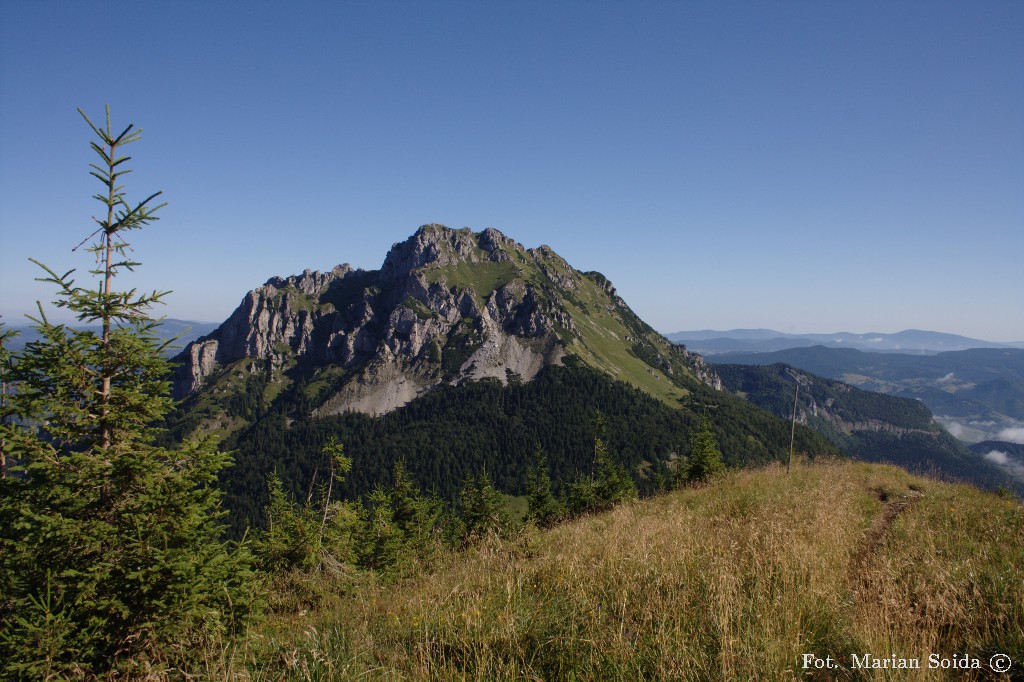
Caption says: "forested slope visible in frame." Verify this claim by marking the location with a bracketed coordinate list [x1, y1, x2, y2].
[714, 362, 1021, 495]
[179, 363, 837, 535]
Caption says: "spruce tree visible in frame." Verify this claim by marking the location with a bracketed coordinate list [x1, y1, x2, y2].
[525, 448, 563, 528]
[682, 414, 725, 485]
[459, 470, 510, 543]
[354, 461, 441, 574]
[566, 412, 637, 516]
[256, 437, 356, 572]
[0, 108, 253, 678]
[593, 435, 638, 508]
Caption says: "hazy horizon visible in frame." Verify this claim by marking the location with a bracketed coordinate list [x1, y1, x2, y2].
[2, 308, 1021, 346]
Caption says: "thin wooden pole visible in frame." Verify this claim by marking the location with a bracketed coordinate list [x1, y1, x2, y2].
[0, 330, 6, 479]
[788, 381, 799, 475]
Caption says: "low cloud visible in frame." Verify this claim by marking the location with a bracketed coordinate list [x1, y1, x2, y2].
[985, 450, 1024, 479]
[936, 372, 956, 384]
[997, 427, 1024, 445]
[945, 421, 965, 438]
[985, 450, 1011, 466]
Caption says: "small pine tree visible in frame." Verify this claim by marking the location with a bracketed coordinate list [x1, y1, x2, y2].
[355, 487, 407, 573]
[388, 460, 440, 551]
[459, 470, 510, 543]
[682, 414, 725, 485]
[0, 108, 254, 678]
[525, 448, 563, 528]
[354, 461, 442, 575]
[255, 437, 356, 572]
[566, 412, 637, 516]
[593, 435, 638, 508]
[565, 474, 601, 517]
[258, 471, 319, 571]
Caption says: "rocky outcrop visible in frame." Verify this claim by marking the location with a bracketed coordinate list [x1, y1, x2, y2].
[685, 351, 723, 392]
[379, 224, 521, 278]
[171, 265, 356, 397]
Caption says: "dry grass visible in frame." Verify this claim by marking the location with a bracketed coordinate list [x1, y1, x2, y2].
[193, 460, 1022, 681]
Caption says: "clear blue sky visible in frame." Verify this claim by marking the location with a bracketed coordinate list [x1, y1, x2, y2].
[2, 1, 1022, 341]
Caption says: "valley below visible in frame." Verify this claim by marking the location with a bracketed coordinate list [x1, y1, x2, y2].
[701, 345, 1024, 444]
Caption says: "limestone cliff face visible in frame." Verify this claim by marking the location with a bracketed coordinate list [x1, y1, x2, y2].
[172, 224, 718, 417]
[173, 266, 353, 397]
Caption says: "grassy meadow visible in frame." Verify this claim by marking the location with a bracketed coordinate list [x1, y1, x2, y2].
[192, 460, 1022, 681]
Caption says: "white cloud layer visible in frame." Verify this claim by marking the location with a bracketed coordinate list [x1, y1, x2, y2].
[985, 450, 1024, 479]
[945, 421, 965, 438]
[985, 450, 1011, 466]
[997, 428, 1024, 445]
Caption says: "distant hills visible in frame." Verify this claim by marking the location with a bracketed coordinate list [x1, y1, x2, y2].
[667, 328, 1024, 355]
[671, 328, 1024, 479]
[4, 319, 219, 357]
[706, 345, 1024, 448]
[969, 440, 1024, 479]
[713, 362, 1020, 494]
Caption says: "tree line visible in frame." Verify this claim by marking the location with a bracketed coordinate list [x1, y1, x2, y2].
[168, 354, 837, 538]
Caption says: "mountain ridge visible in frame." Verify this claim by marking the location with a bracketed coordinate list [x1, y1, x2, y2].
[713, 362, 1021, 495]
[161, 224, 1019, 531]
[667, 328, 1023, 355]
[162, 224, 843, 532]
[706, 345, 1024, 446]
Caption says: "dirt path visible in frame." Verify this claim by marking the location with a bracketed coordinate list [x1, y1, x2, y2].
[848, 486, 924, 583]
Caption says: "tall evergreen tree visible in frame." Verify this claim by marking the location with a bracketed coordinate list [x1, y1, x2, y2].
[566, 412, 637, 516]
[525, 448, 563, 528]
[0, 108, 254, 678]
[459, 470, 510, 543]
[681, 414, 725, 485]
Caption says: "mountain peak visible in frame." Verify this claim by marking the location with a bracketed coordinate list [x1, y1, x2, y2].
[380, 224, 524, 280]
[171, 225, 719, 425]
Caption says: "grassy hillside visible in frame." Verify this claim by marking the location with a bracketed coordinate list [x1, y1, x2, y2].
[195, 460, 1023, 680]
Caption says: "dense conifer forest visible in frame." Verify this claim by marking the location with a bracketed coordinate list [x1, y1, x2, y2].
[167, 361, 837, 536]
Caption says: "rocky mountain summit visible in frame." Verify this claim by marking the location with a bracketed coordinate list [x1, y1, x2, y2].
[172, 225, 718, 427]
